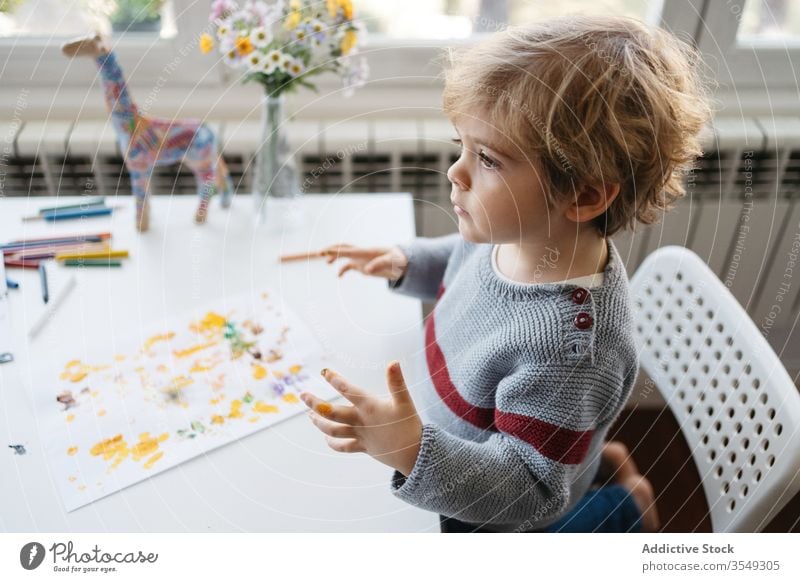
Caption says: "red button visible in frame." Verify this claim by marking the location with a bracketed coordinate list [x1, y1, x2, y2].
[574, 312, 593, 329]
[571, 287, 590, 304]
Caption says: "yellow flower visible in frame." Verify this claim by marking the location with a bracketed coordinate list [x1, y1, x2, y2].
[342, 0, 353, 20]
[285, 10, 301, 30]
[199, 33, 214, 54]
[235, 36, 254, 56]
[327, 0, 353, 20]
[340, 29, 357, 55]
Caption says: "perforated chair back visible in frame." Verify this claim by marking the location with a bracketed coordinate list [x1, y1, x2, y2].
[629, 245, 800, 532]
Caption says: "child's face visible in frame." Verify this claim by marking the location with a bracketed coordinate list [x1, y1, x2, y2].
[447, 114, 566, 245]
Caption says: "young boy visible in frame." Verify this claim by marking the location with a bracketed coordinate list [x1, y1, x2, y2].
[299, 14, 711, 532]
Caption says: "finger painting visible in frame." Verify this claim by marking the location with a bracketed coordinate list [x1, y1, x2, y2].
[37, 291, 336, 511]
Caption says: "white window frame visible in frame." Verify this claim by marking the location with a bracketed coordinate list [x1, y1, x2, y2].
[0, 0, 713, 120]
[696, 0, 800, 90]
[0, 0, 222, 87]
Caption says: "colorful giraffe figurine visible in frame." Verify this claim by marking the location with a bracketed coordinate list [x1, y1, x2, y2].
[61, 33, 234, 231]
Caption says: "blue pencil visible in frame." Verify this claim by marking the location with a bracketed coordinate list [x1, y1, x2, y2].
[38, 263, 49, 304]
[42, 207, 114, 221]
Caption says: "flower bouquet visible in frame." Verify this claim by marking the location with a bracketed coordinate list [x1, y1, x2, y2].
[201, 0, 368, 226]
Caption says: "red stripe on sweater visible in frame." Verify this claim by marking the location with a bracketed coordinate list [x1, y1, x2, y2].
[495, 411, 594, 465]
[425, 312, 496, 430]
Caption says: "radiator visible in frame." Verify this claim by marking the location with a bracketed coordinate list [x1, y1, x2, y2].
[2, 116, 799, 377]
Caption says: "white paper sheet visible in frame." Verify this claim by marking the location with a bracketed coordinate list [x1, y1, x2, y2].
[36, 290, 337, 512]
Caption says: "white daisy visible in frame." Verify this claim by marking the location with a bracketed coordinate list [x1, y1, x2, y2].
[246, 51, 265, 72]
[216, 18, 232, 40]
[250, 26, 271, 48]
[222, 47, 244, 69]
[265, 49, 286, 73]
[286, 58, 305, 77]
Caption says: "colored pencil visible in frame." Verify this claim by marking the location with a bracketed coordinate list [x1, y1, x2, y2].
[36, 197, 106, 214]
[56, 250, 129, 261]
[3, 259, 41, 269]
[38, 263, 49, 304]
[23, 204, 124, 222]
[39, 207, 114, 221]
[10, 243, 110, 261]
[8, 232, 112, 244]
[62, 259, 123, 267]
[279, 250, 327, 263]
[2, 236, 106, 254]
[28, 274, 77, 339]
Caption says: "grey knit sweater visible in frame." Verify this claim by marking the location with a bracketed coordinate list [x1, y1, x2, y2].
[386, 234, 639, 532]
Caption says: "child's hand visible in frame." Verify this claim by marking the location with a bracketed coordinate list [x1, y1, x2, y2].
[320, 243, 408, 280]
[300, 361, 422, 477]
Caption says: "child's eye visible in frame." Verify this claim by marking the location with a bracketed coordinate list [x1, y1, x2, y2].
[478, 151, 499, 170]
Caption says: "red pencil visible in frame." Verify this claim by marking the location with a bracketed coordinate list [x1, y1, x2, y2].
[4, 258, 41, 269]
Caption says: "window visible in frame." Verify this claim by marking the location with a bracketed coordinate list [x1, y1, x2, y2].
[738, 0, 800, 42]
[357, 0, 657, 39]
[696, 0, 800, 93]
[0, 0, 176, 38]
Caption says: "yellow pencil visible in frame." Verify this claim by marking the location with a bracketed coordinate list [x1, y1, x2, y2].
[55, 250, 130, 261]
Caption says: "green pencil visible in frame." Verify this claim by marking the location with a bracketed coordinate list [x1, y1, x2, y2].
[62, 259, 123, 267]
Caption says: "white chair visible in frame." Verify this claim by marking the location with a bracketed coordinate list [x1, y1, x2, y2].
[629, 245, 800, 532]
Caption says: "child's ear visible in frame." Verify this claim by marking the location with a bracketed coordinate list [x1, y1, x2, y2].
[564, 182, 621, 224]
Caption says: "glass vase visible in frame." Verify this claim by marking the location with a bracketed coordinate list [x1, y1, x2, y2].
[252, 93, 302, 230]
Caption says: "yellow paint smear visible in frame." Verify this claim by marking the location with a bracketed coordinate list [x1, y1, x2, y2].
[228, 400, 243, 419]
[67, 446, 78, 456]
[165, 375, 193, 391]
[288, 364, 302, 375]
[59, 359, 108, 383]
[254, 401, 279, 414]
[131, 432, 169, 461]
[89, 432, 169, 470]
[114, 354, 126, 362]
[252, 364, 267, 380]
[282, 393, 299, 404]
[66, 414, 75, 423]
[143, 332, 175, 351]
[173, 341, 217, 359]
[143, 451, 164, 469]
[68, 476, 77, 482]
[211, 414, 225, 425]
[90, 434, 129, 469]
[190, 312, 227, 336]
[97, 409, 106, 417]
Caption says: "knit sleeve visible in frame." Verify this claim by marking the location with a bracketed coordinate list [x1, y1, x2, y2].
[389, 355, 628, 529]
[386, 233, 461, 302]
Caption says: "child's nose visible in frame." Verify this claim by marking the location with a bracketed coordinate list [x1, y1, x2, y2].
[447, 158, 470, 191]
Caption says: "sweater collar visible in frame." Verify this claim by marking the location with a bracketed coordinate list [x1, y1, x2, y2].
[476, 238, 626, 301]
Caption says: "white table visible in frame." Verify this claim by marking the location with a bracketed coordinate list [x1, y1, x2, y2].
[0, 194, 438, 532]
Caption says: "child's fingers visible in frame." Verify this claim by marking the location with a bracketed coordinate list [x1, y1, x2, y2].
[338, 262, 357, 277]
[308, 411, 357, 438]
[324, 436, 365, 454]
[385, 360, 413, 406]
[299, 392, 358, 424]
[320, 368, 370, 407]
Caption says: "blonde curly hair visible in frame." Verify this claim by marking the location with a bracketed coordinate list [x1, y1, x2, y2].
[442, 15, 715, 237]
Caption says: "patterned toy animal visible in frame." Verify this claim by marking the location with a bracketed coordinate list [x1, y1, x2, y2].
[62, 34, 234, 231]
